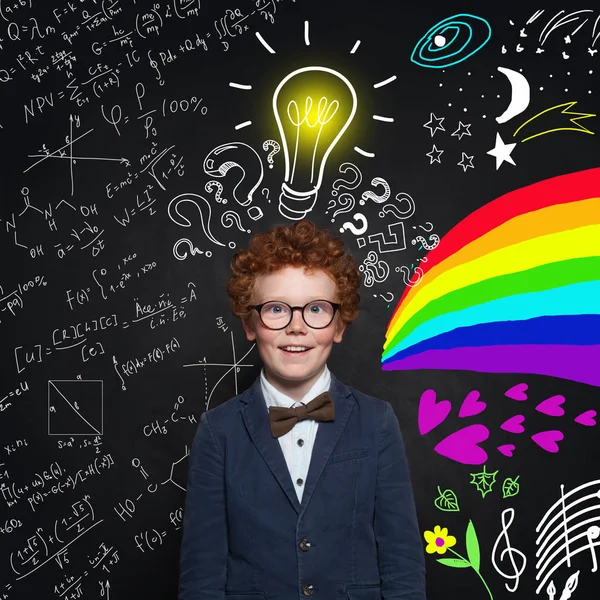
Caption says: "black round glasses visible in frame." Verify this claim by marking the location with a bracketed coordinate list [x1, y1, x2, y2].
[249, 300, 341, 330]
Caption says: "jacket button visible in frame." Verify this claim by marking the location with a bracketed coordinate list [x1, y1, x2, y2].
[299, 538, 311, 551]
[302, 583, 314, 596]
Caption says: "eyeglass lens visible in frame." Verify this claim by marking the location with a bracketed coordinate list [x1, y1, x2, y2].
[260, 301, 335, 329]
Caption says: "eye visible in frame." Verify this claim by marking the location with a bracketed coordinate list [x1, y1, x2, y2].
[410, 13, 492, 69]
[265, 302, 287, 313]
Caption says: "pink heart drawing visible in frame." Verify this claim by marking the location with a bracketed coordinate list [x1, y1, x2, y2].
[535, 394, 566, 417]
[531, 430, 564, 453]
[498, 444, 516, 457]
[574, 410, 597, 426]
[458, 390, 487, 418]
[434, 424, 489, 465]
[500, 414, 526, 434]
[505, 383, 528, 401]
[418, 389, 451, 435]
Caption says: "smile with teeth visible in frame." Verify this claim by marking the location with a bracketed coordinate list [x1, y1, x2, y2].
[280, 346, 312, 353]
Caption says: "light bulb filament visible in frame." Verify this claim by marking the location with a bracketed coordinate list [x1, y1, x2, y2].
[286, 96, 340, 183]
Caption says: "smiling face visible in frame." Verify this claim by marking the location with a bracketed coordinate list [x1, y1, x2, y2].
[242, 266, 346, 401]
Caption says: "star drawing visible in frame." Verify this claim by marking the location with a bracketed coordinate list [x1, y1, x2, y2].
[457, 152, 475, 172]
[423, 112, 446, 137]
[487, 132, 516, 170]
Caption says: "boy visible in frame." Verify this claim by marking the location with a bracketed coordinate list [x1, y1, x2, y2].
[179, 220, 426, 599]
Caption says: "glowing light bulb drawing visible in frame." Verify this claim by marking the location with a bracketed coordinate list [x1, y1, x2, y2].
[273, 66, 357, 220]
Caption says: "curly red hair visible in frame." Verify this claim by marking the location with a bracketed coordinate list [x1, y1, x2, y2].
[228, 220, 361, 326]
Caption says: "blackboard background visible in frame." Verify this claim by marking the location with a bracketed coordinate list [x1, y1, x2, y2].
[1, 1, 599, 598]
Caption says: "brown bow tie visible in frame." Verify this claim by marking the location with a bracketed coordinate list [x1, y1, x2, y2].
[268, 391, 335, 438]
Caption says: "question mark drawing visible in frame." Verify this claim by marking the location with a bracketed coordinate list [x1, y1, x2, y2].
[359, 250, 390, 287]
[205, 181, 227, 204]
[173, 238, 208, 260]
[379, 192, 416, 220]
[331, 193, 356, 221]
[331, 162, 363, 197]
[413, 221, 434, 233]
[372, 291, 394, 307]
[168, 192, 226, 249]
[221, 210, 250, 234]
[262, 139, 281, 169]
[339, 213, 368, 235]
[396, 265, 424, 288]
[412, 234, 440, 250]
[361, 177, 391, 205]
[261, 188, 270, 202]
[326, 198, 337, 214]
[203, 141, 264, 206]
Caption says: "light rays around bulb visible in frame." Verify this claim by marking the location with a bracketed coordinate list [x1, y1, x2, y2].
[245, 27, 394, 160]
[234, 121, 252, 130]
[354, 146, 375, 158]
[373, 75, 397, 88]
[255, 31, 276, 53]
[350, 40, 361, 54]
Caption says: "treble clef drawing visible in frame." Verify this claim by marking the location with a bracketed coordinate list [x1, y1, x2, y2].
[491, 508, 527, 592]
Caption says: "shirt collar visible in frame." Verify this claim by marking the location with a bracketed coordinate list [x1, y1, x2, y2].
[260, 365, 331, 409]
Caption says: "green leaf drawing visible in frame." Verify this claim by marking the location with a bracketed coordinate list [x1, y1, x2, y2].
[437, 557, 470, 568]
[465, 520, 481, 572]
[502, 476, 520, 499]
[434, 486, 460, 512]
[469, 464, 498, 498]
[426, 520, 494, 599]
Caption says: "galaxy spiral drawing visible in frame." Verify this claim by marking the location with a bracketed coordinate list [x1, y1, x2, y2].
[0, 1, 599, 599]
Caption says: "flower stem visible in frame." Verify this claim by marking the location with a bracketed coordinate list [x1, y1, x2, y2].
[448, 548, 494, 600]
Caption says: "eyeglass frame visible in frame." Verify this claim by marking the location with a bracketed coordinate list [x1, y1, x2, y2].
[248, 299, 342, 330]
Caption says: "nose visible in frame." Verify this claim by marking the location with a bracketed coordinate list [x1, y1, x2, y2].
[286, 307, 307, 331]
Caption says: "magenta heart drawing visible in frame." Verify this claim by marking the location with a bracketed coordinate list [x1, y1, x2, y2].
[535, 395, 566, 417]
[531, 430, 564, 453]
[574, 410, 597, 427]
[458, 390, 487, 418]
[504, 383, 528, 401]
[434, 424, 489, 464]
[500, 414, 526, 434]
[418, 389, 452, 435]
[498, 444, 516, 457]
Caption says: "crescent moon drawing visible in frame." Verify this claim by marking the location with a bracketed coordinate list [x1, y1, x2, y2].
[496, 66, 531, 124]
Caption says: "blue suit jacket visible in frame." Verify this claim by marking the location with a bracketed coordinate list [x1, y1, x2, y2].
[179, 372, 426, 600]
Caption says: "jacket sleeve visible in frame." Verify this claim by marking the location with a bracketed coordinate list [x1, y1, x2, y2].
[178, 411, 228, 600]
[374, 401, 426, 599]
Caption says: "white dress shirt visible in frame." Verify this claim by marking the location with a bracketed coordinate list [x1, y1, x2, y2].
[260, 365, 332, 503]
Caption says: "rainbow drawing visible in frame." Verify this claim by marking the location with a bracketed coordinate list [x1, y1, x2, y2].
[382, 167, 600, 387]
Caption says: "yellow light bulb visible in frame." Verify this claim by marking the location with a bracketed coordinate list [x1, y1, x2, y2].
[273, 66, 357, 220]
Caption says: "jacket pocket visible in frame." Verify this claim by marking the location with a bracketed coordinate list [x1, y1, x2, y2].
[326, 448, 369, 466]
[345, 584, 381, 599]
[224, 592, 266, 599]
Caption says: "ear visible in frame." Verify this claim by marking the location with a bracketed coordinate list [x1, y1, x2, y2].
[333, 318, 346, 343]
[242, 315, 257, 342]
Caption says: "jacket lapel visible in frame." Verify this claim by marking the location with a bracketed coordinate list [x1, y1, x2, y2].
[240, 372, 354, 515]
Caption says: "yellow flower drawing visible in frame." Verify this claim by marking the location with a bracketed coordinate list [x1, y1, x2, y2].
[424, 525, 457, 555]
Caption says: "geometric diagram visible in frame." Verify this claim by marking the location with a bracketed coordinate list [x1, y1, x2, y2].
[48, 380, 103, 435]
[183, 330, 255, 410]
